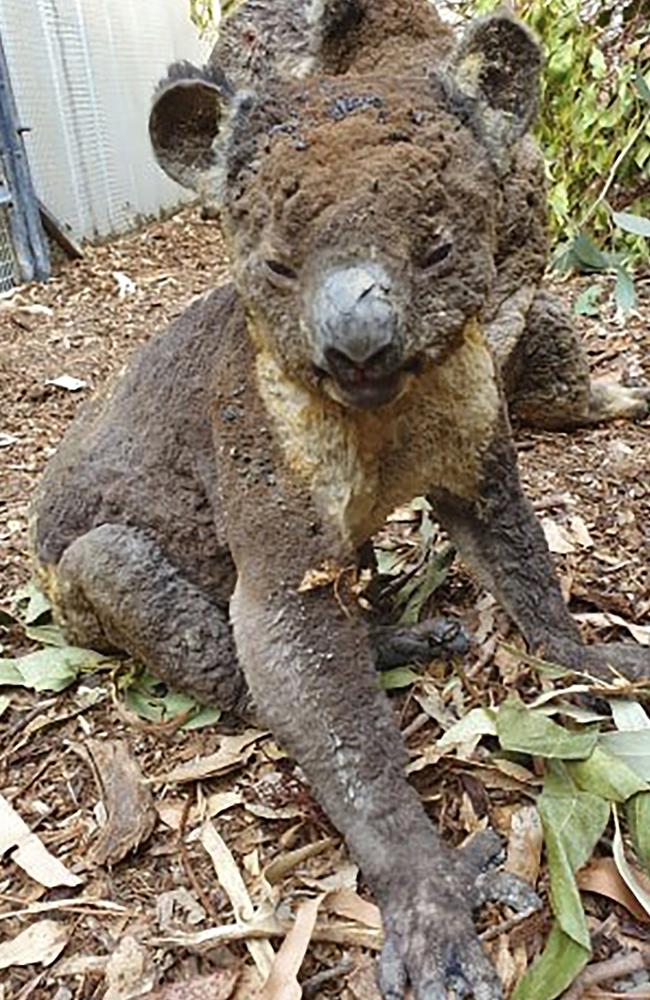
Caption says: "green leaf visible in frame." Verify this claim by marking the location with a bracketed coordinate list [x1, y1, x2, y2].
[588, 47, 606, 80]
[512, 923, 589, 1000]
[436, 706, 497, 752]
[182, 706, 222, 730]
[0, 646, 107, 692]
[567, 746, 648, 802]
[573, 284, 601, 316]
[571, 233, 610, 272]
[496, 700, 598, 760]
[612, 211, 650, 238]
[627, 792, 650, 873]
[612, 806, 650, 916]
[380, 667, 419, 690]
[397, 544, 455, 625]
[610, 699, 650, 732]
[634, 71, 650, 106]
[24, 623, 68, 647]
[539, 769, 609, 948]
[12, 580, 52, 625]
[600, 731, 650, 781]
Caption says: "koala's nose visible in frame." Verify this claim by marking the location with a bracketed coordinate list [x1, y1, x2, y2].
[312, 264, 403, 375]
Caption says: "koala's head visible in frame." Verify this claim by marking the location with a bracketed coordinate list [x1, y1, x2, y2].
[150, 13, 541, 411]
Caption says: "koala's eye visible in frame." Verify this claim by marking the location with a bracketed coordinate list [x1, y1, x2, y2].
[416, 238, 453, 271]
[264, 259, 298, 283]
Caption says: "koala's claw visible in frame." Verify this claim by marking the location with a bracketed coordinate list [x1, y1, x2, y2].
[372, 616, 472, 670]
[375, 833, 539, 999]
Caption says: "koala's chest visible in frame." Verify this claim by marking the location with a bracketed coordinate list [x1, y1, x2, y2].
[257, 324, 501, 547]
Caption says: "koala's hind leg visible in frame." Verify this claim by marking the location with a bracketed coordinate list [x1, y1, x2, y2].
[506, 290, 650, 429]
[53, 524, 247, 712]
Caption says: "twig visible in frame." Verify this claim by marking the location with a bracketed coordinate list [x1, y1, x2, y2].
[179, 791, 219, 922]
[302, 957, 355, 997]
[480, 907, 540, 942]
[579, 119, 646, 230]
[563, 951, 650, 1000]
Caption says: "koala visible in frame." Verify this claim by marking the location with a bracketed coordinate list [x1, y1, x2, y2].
[30, 1, 649, 996]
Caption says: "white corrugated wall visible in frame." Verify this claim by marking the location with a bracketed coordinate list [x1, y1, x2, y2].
[0, 0, 209, 240]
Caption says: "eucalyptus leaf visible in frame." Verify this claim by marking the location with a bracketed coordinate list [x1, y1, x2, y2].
[612, 806, 650, 917]
[568, 746, 648, 802]
[634, 71, 650, 105]
[512, 922, 589, 1000]
[539, 772, 609, 948]
[614, 265, 636, 318]
[380, 667, 419, 690]
[24, 623, 68, 647]
[436, 707, 497, 754]
[12, 580, 52, 625]
[496, 700, 598, 760]
[573, 284, 601, 316]
[571, 232, 610, 271]
[612, 211, 650, 238]
[0, 646, 107, 692]
[599, 730, 650, 781]
[627, 792, 650, 873]
[610, 699, 650, 732]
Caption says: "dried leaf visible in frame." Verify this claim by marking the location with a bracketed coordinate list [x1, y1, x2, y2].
[573, 612, 650, 646]
[0, 793, 82, 888]
[298, 560, 341, 593]
[104, 935, 154, 1000]
[259, 895, 324, 1000]
[264, 839, 333, 885]
[541, 518, 576, 554]
[146, 970, 241, 1000]
[83, 739, 156, 865]
[0, 919, 69, 970]
[325, 889, 381, 929]
[506, 806, 543, 885]
[610, 700, 650, 731]
[577, 857, 650, 923]
[436, 707, 497, 755]
[45, 374, 88, 391]
[201, 819, 275, 978]
[155, 730, 266, 784]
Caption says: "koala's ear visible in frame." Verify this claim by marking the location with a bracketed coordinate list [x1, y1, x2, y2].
[448, 11, 541, 166]
[149, 61, 236, 191]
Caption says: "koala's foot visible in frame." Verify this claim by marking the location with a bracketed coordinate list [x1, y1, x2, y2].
[54, 524, 248, 713]
[580, 642, 650, 683]
[370, 617, 471, 670]
[538, 635, 649, 684]
[588, 381, 650, 424]
[378, 830, 539, 999]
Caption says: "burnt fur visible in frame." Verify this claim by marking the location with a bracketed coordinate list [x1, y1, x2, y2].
[31, 2, 649, 998]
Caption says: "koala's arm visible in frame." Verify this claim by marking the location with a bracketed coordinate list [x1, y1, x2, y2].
[212, 362, 518, 997]
[430, 427, 649, 680]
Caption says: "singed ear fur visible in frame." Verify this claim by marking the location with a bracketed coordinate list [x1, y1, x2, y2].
[447, 11, 541, 170]
[149, 62, 235, 192]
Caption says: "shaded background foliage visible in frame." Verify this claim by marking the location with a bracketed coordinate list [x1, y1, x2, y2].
[189, 0, 650, 295]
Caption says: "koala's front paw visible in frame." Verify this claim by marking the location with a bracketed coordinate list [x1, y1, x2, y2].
[372, 617, 471, 670]
[377, 832, 539, 999]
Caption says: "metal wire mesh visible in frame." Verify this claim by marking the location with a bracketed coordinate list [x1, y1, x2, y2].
[0, 205, 17, 293]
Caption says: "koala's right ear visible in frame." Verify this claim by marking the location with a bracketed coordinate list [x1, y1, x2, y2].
[149, 61, 237, 192]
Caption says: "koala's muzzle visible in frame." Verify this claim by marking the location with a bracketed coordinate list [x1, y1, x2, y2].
[312, 264, 408, 410]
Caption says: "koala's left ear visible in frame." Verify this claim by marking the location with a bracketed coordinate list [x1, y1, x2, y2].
[448, 11, 541, 168]
[149, 61, 242, 193]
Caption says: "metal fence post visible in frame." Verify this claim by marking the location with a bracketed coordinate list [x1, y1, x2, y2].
[0, 29, 50, 283]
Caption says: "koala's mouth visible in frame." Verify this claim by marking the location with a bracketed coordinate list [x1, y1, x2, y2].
[315, 358, 421, 411]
